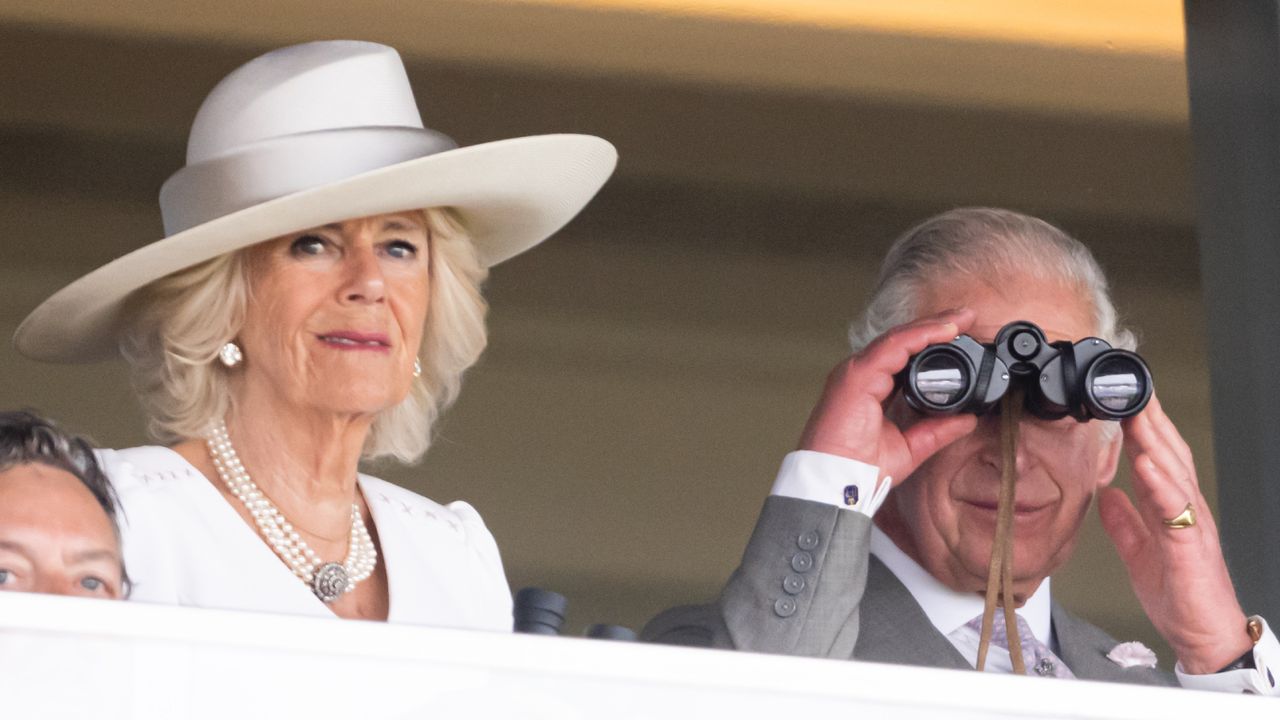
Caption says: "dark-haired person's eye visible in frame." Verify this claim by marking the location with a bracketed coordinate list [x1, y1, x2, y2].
[79, 576, 104, 592]
[0, 569, 9, 585]
[289, 235, 327, 257]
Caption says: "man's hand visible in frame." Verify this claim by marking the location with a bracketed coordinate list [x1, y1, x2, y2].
[1098, 395, 1251, 674]
[798, 309, 978, 486]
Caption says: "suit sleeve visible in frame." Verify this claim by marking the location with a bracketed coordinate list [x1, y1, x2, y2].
[717, 495, 874, 658]
[644, 452, 882, 654]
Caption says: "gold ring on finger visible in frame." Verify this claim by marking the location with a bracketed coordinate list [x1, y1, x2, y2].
[1162, 502, 1196, 530]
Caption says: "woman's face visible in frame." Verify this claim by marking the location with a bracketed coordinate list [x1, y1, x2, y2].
[238, 212, 430, 418]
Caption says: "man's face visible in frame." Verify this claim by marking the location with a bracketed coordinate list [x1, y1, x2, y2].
[0, 462, 125, 599]
[876, 274, 1122, 602]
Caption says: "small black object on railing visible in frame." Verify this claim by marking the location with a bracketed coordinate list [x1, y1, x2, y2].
[513, 587, 568, 635]
[584, 624, 637, 641]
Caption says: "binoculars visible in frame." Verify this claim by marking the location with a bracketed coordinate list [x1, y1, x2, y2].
[899, 321, 1152, 421]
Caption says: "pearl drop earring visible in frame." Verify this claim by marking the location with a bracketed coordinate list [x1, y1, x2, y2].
[218, 341, 243, 368]
[413, 357, 422, 378]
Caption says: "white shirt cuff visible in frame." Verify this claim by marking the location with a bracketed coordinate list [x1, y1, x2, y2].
[769, 450, 891, 517]
[1175, 616, 1280, 695]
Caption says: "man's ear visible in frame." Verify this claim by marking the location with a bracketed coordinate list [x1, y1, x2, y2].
[1095, 428, 1123, 489]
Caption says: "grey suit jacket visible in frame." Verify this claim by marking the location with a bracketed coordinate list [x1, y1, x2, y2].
[643, 496, 1175, 686]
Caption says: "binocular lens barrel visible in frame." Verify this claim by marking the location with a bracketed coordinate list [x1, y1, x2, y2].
[913, 349, 971, 409]
[902, 334, 1000, 415]
[1085, 352, 1150, 418]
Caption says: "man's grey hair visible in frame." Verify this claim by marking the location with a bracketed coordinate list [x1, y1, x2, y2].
[849, 207, 1136, 353]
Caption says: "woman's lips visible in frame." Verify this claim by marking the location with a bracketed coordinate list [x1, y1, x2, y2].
[317, 331, 391, 352]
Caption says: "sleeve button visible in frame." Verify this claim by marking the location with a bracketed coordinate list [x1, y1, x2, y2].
[783, 574, 805, 595]
[790, 551, 814, 573]
[774, 597, 797, 617]
[797, 531, 820, 550]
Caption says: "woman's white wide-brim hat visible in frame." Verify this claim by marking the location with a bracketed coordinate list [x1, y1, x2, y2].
[15, 40, 617, 363]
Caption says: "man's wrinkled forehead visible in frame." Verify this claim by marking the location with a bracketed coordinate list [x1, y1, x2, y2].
[966, 320, 1083, 345]
[915, 274, 1098, 344]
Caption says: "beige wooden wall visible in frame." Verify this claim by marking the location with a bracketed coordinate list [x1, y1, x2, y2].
[0, 2, 1214, 664]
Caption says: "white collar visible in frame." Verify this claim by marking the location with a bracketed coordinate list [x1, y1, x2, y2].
[869, 525, 1053, 644]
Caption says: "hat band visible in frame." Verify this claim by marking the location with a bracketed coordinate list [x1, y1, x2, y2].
[159, 127, 457, 236]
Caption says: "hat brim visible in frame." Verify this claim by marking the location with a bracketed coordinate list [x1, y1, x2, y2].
[15, 134, 617, 363]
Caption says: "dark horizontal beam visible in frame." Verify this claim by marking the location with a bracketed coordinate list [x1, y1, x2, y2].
[0, 24, 1195, 225]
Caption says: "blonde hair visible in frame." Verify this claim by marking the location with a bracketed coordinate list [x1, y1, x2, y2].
[120, 208, 488, 463]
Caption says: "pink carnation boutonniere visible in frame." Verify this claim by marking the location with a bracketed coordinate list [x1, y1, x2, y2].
[1107, 641, 1159, 669]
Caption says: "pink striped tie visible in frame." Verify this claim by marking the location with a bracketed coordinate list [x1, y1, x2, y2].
[968, 609, 1076, 679]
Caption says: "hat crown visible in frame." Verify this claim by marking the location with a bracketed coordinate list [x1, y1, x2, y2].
[187, 40, 425, 165]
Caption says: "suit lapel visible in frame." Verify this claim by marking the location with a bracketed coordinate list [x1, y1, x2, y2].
[854, 562, 1175, 686]
[853, 556, 972, 670]
[1051, 603, 1176, 686]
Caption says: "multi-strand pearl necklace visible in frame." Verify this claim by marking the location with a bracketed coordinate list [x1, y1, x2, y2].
[205, 420, 377, 603]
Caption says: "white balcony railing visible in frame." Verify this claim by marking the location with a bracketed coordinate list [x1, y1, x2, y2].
[0, 591, 1270, 719]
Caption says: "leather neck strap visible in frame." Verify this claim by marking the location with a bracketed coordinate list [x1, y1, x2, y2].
[976, 385, 1027, 674]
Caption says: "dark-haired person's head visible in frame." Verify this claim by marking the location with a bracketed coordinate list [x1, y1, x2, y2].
[0, 411, 127, 599]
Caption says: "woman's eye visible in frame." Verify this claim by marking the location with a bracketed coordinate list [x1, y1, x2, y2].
[79, 576, 104, 592]
[0, 569, 9, 585]
[385, 240, 419, 259]
[289, 235, 328, 256]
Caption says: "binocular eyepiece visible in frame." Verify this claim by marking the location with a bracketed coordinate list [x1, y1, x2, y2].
[900, 321, 1152, 421]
